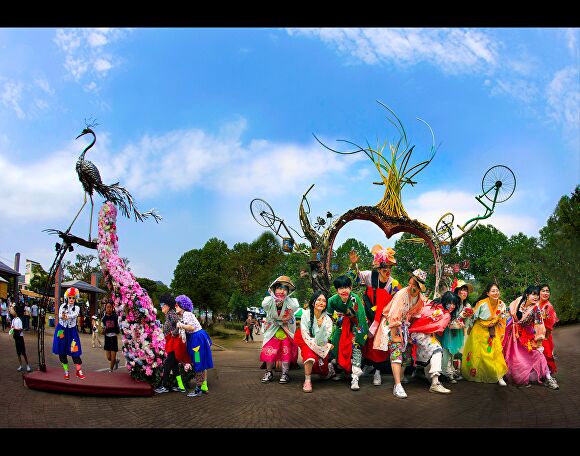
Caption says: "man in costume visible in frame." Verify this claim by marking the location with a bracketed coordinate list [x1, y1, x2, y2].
[327, 275, 369, 391]
[52, 287, 85, 380]
[348, 245, 400, 386]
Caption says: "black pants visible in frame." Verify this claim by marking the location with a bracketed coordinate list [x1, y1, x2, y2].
[58, 354, 82, 365]
[162, 351, 179, 388]
[1, 315, 7, 331]
[32, 316, 38, 330]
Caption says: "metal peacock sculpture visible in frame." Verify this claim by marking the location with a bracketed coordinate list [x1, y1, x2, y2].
[67, 121, 162, 240]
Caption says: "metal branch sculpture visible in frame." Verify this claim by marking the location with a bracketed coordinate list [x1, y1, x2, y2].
[68, 121, 162, 240]
[313, 101, 440, 219]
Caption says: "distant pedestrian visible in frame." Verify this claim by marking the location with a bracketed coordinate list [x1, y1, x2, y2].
[91, 315, 102, 348]
[23, 304, 31, 330]
[1, 299, 8, 332]
[10, 305, 32, 373]
[52, 287, 85, 380]
[245, 313, 255, 342]
[31, 302, 39, 330]
[102, 302, 120, 372]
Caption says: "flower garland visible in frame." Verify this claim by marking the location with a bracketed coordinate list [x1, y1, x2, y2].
[97, 202, 166, 384]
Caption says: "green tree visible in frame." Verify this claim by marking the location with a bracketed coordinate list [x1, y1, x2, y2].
[135, 277, 171, 317]
[63, 253, 101, 282]
[29, 264, 50, 294]
[539, 187, 580, 323]
[333, 238, 373, 276]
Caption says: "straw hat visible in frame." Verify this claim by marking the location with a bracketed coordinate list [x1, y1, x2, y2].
[408, 269, 427, 293]
[454, 280, 474, 294]
[269, 276, 296, 292]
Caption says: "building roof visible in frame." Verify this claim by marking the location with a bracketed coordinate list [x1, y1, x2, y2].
[0, 260, 20, 278]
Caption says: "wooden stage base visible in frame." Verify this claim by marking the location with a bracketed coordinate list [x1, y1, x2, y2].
[23, 368, 154, 397]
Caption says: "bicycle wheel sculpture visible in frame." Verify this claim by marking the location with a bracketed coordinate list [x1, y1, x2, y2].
[435, 212, 454, 243]
[482, 165, 516, 203]
[250, 198, 276, 228]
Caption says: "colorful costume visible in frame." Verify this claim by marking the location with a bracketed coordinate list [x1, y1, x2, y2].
[440, 301, 472, 377]
[182, 310, 213, 385]
[52, 287, 84, 379]
[156, 303, 188, 393]
[503, 298, 549, 385]
[260, 281, 299, 365]
[409, 300, 451, 380]
[539, 300, 558, 374]
[461, 298, 508, 383]
[294, 307, 333, 377]
[328, 292, 369, 377]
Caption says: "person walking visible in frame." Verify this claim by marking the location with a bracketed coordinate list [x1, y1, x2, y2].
[245, 313, 255, 343]
[538, 284, 559, 379]
[10, 305, 32, 373]
[1, 299, 8, 332]
[102, 302, 121, 372]
[31, 301, 39, 331]
[91, 315, 103, 348]
[23, 303, 31, 331]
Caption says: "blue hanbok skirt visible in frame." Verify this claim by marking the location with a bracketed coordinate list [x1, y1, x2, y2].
[52, 324, 83, 357]
[439, 327, 464, 355]
[185, 329, 213, 372]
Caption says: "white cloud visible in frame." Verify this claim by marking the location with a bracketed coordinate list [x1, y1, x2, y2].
[54, 28, 130, 87]
[287, 28, 500, 75]
[34, 78, 54, 96]
[546, 66, 580, 134]
[1, 81, 25, 119]
[490, 78, 540, 104]
[405, 190, 540, 238]
[564, 28, 578, 54]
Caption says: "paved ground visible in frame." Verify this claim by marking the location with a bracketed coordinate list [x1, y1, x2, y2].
[1, 323, 579, 428]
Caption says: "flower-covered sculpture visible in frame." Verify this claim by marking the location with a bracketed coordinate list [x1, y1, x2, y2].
[97, 201, 166, 384]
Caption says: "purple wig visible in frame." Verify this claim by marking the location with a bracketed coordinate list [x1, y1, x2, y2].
[175, 294, 193, 312]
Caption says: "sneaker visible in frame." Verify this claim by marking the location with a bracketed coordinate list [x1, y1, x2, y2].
[279, 373, 290, 384]
[200, 381, 209, 393]
[393, 383, 407, 399]
[351, 375, 360, 391]
[26, 366, 32, 373]
[303, 379, 313, 393]
[187, 387, 202, 397]
[373, 370, 382, 386]
[429, 382, 451, 394]
[154, 386, 170, 394]
[498, 378, 507, 386]
[172, 386, 186, 393]
[324, 362, 336, 380]
[115, 359, 120, 370]
[107, 368, 113, 373]
[454, 374, 464, 381]
[545, 378, 559, 390]
[261, 371, 274, 383]
[64, 372, 70, 380]
[449, 376, 457, 384]
[76, 371, 86, 379]
[16, 366, 23, 372]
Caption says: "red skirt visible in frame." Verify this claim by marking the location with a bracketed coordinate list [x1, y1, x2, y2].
[294, 329, 330, 376]
[165, 334, 191, 364]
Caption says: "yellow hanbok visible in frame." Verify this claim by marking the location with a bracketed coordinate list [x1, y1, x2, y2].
[461, 298, 508, 383]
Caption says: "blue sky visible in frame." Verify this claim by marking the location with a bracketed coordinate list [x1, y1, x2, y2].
[1, 28, 578, 285]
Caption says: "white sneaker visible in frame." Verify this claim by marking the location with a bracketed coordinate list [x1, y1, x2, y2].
[350, 376, 360, 391]
[545, 377, 559, 390]
[393, 383, 407, 398]
[373, 370, 382, 386]
[498, 378, 507, 386]
[429, 382, 451, 394]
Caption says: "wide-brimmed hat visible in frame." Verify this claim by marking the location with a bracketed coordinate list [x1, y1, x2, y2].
[269, 276, 296, 293]
[371, 244, 397, 268]
[408, 269, 427, 293]
[454, 280, 474, 294]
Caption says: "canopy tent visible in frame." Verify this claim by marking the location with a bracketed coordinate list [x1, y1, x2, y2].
[53, 279, 107, 318]
[21, 289, 43, 298]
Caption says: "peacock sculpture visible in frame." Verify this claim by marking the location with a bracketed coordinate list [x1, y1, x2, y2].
[67, 121, 162, 240]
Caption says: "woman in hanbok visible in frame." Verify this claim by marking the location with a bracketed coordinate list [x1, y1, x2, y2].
[294, 290, 335, 392]
[461, 283, 508, 385]
[503, 286, 558, 389]
[538, 284, 559, 379]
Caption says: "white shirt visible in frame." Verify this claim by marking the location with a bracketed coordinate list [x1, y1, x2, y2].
[11, 316, 23, 336]
[182, 311, 202, 333]
[1, 302, 7, 316]
[58, 303, 80, 328]
[31, 304, 38, 316]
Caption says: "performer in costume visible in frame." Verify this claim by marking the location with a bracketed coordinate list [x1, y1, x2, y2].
[461, 283, 508, 385]
[503, 286, 559, 389]
[538, 284, 559, 378]
[409, 291, 456, 394]
[260, 276, 299, 384]
[175, 294, 213, 397]
[155, 298, 189, 394]
[348, 245, 400, 386]
[440, 280, 474, 383]
[327, 275, 369, 391]
[294, 290, 335, 392]
[373, 270, 427, 399]
[52, 287, 85, 380]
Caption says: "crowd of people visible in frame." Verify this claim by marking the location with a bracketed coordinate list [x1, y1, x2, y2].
[258, 245, 561, 398]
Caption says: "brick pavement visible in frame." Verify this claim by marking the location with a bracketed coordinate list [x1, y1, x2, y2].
[0, 323, 579, 428]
